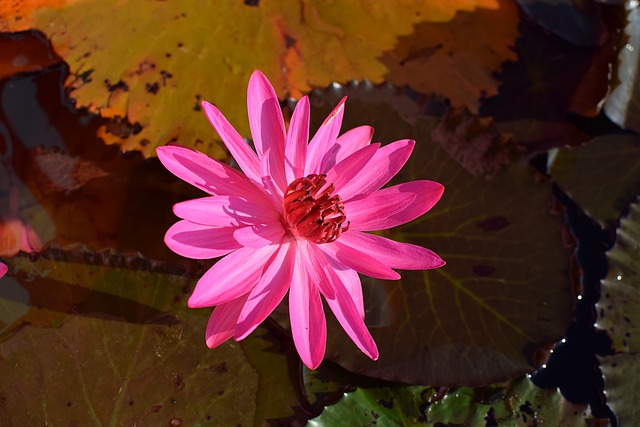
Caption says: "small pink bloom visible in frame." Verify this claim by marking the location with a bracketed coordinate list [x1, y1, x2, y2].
[0, 184, 42, 257]
[0, 262, 7, 278]
[158, 71, 445, 369]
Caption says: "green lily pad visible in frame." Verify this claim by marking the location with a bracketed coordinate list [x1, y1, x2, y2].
[308, 377, 590, 426]
[309, 386, 433, 427]
[548, 135, 640, 228]
[305, 85, 574, 386]
[604, 3, 640, 133]
[0, 251, 305, 425]
[597, 201, 640, 426]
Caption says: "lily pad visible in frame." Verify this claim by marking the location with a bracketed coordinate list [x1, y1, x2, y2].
[604, 2, 640, 133]
[308, 377, 590, 426]
[548, 134, 640, 228]
[305, 85, 573, 386]
[380, 0, 519, 111]
[597, 201, 640, 426]
[1, 250, 188, 337]
[0, 250, 305, 425]
[0, 0, 516, 157]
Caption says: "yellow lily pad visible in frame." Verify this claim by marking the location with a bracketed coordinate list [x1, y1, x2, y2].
[0, 0, 517, 157]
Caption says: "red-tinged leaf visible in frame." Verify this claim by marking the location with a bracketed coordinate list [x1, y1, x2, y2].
[431, 106, 523, 180]
[30, 148, 109, 195]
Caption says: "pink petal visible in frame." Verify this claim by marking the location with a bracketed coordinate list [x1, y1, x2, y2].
[201, 101, 261, 184]
[205, 295, 249, 348]
[339, 231, 445, 270]
[296, 239, 335, 299]
[173, 196, 279, 227]
[318, 125, 374, 174]
[305, 97, 346, 174]
[289, 249, 327, 369]
[156, 145, 265, 200]
[0, 262, 7, 278]
[324, 267, 378, 360]
[188, 244, 280, 308]
[235, 240, 295, 340]
[247, 71, 287, 190]
[20, 222, 42, 253]
[260, 148, 286, 209]
[319, 240, 401, 281]
[336, 267, 364, 319]
[314, 245, 364, 318]
[165, 220, 242, 259]
[340, 139, 415, 202]
[285, 96, 309, 183]
[344, 188, 416, 231]
[324, 143, 380, 195]
[233, 223, 285, 248]
[346, 180, 444, 231]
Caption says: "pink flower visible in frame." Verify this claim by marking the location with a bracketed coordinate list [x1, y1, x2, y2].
[0, 186, 42, 258]
[0, 262, 7, 279]
[157, 71, 445, 369]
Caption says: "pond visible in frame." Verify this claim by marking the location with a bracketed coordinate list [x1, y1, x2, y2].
[1, 1, 638, 426]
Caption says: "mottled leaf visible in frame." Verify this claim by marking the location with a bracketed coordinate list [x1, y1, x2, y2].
[548, 134, 640, 228]
[0, 0, 516, 157]
[600, 354, 639, 427]
[305, 85, 573, 386]
[309, 386, 433, 427]
[308, 377, 591, 426]
[597, 201, 640, 426]
[604, 2, 640, 132]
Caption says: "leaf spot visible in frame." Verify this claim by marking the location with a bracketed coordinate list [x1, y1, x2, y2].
[476, 216, 509, 232]
[472, 265, 496, 277]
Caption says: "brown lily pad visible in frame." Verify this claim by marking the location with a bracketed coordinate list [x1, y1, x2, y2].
[0, 250, 305, 425]
[307, 84, 573, 386]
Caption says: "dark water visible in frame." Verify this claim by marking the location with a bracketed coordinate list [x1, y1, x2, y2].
[532, 185, 615, 422]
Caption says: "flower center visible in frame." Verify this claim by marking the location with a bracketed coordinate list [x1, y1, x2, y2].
[283, 174, 349, 244]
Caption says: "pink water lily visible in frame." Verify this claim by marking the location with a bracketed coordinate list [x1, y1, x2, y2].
[157, 70, 445, 369]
